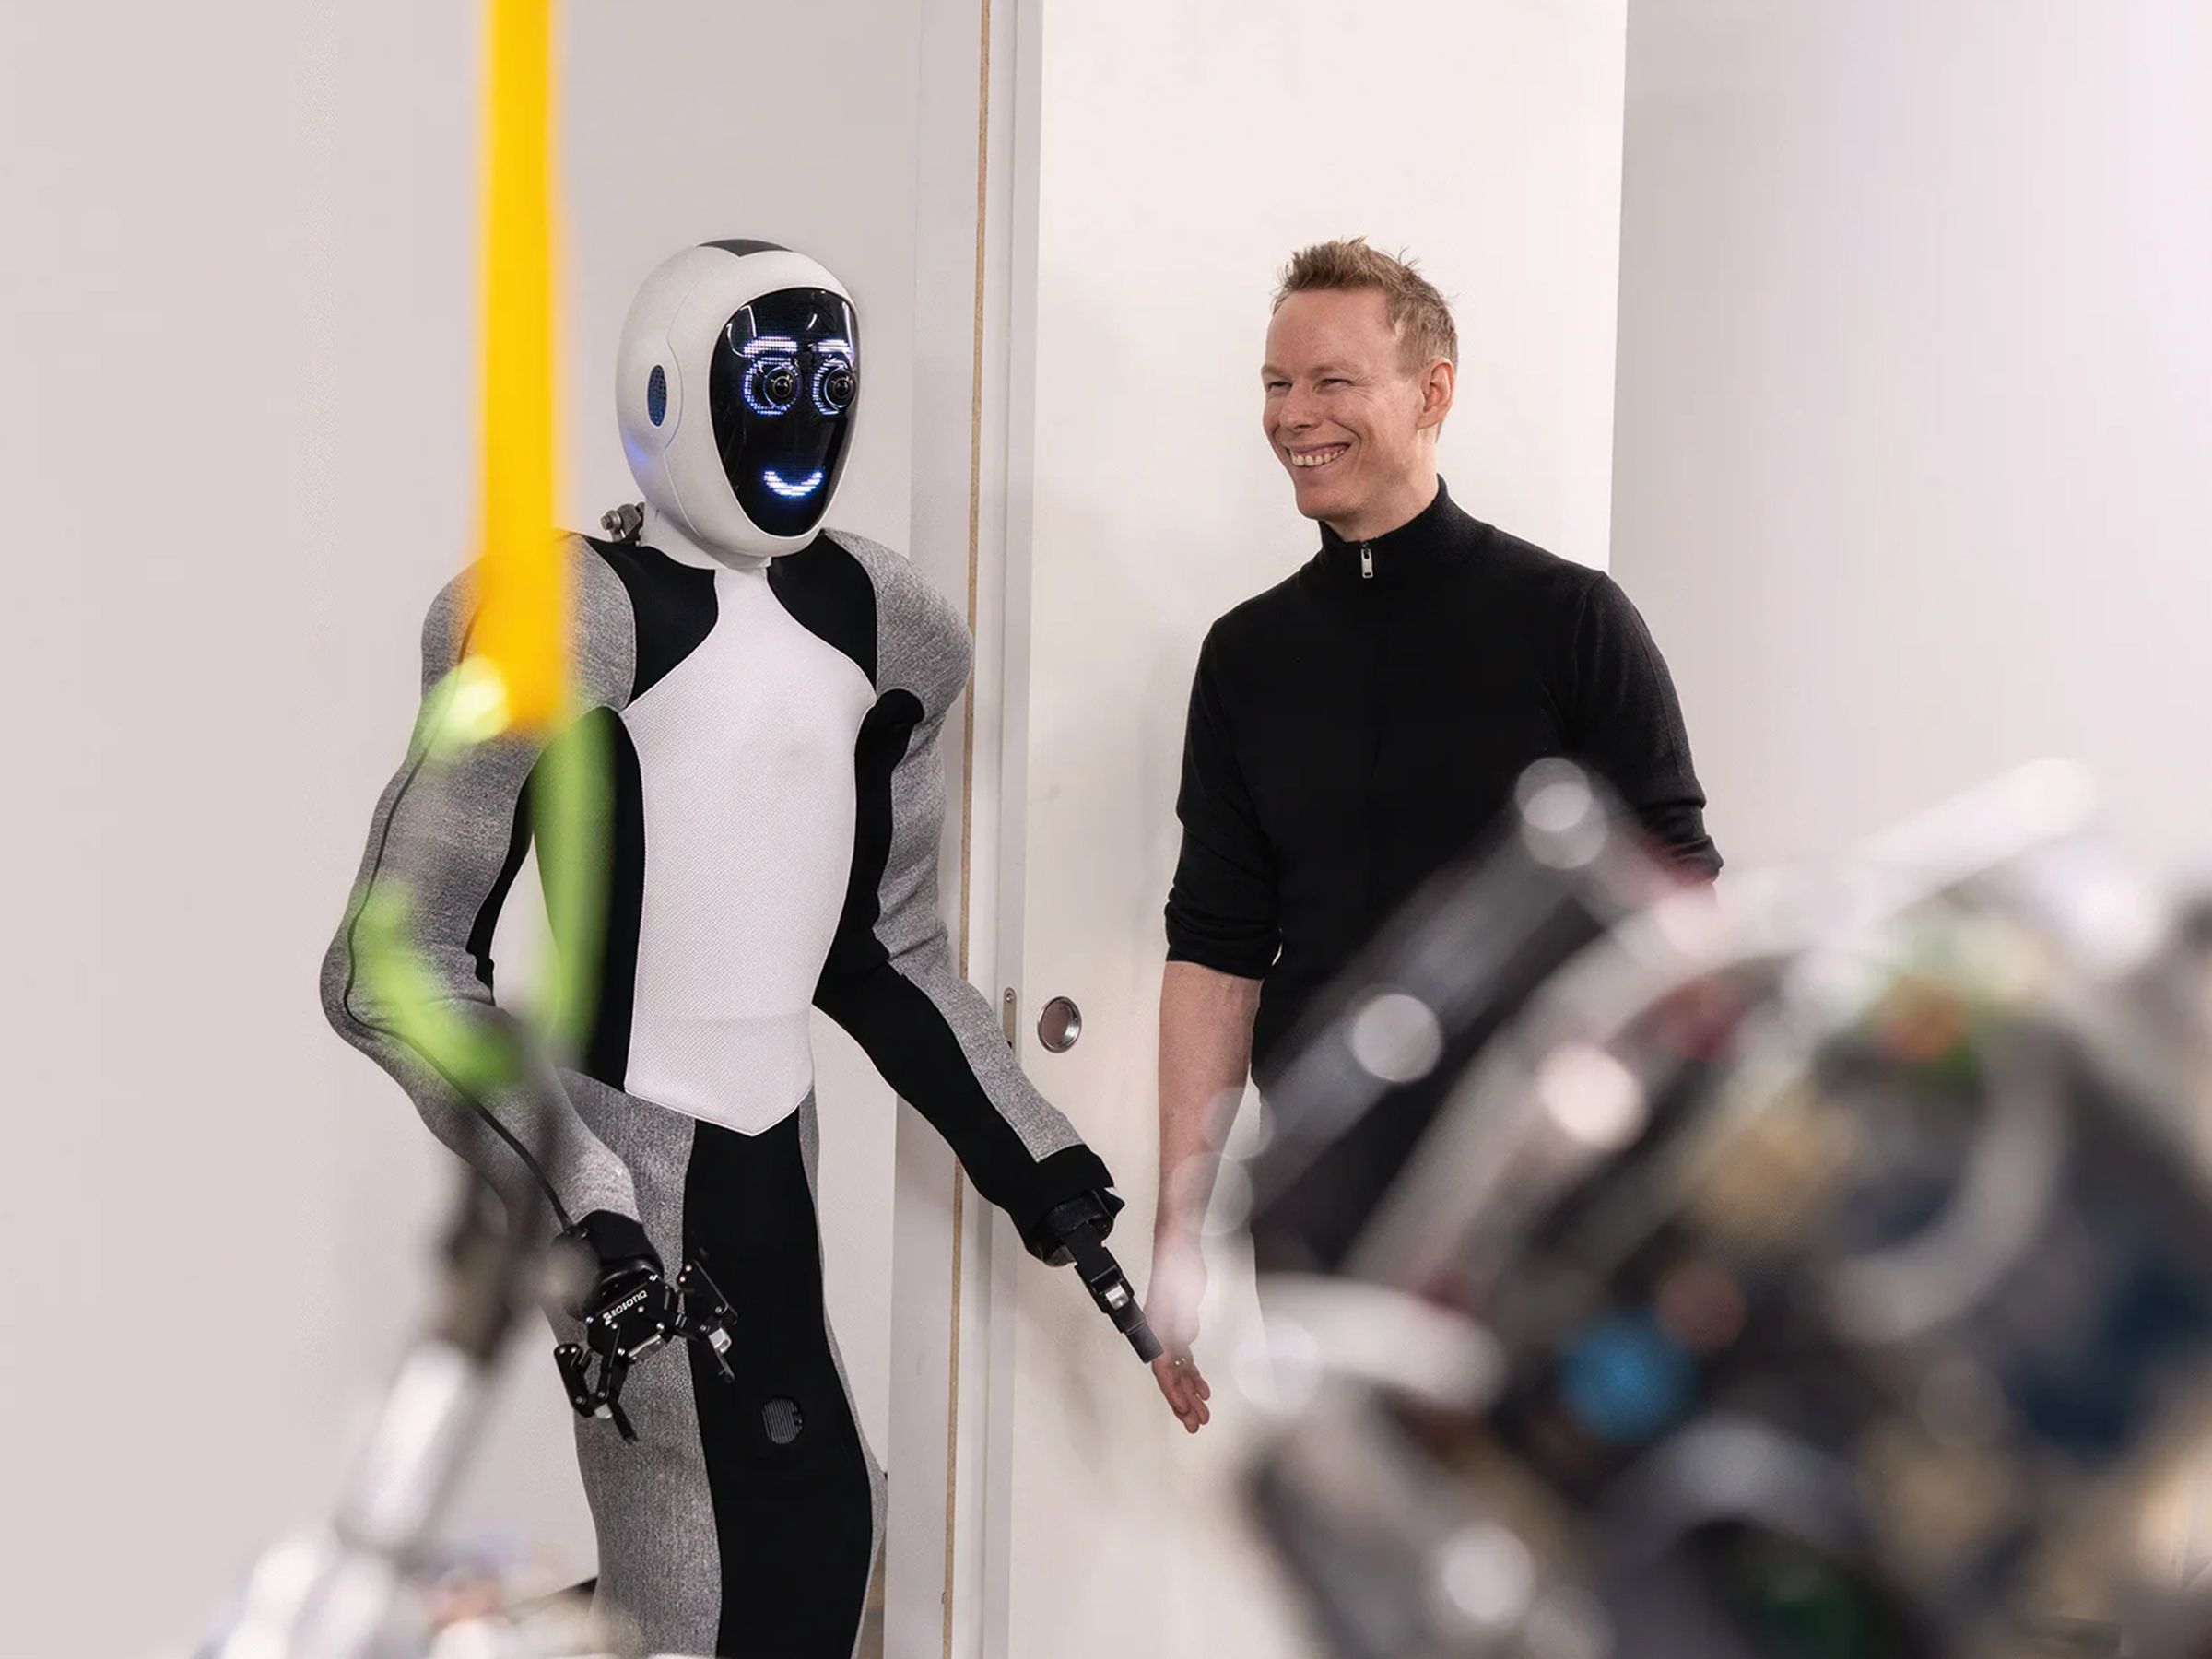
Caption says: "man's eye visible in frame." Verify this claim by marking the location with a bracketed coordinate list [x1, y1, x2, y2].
[1318, 378, 1346, 390]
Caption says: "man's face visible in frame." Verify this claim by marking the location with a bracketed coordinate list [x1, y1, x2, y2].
[1262, 288, 1435, 527]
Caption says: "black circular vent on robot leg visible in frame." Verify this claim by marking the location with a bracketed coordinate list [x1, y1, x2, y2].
[763, 1395, 806, 1445]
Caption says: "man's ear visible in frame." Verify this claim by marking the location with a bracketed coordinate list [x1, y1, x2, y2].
[1417, 359, 1455, 431]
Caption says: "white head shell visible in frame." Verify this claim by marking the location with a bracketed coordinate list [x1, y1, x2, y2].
[616, 240, 860, 565]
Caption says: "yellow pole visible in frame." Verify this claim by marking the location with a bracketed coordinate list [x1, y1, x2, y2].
[472, 0, 561, 732]
[350, 0, 597, 1097]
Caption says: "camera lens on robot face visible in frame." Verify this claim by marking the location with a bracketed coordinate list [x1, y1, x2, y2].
[819, 364, 855, 413]
[747, 359, 801, 416]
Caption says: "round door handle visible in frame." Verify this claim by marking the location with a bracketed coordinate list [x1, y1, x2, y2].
[1037, 995, 1083, 1053]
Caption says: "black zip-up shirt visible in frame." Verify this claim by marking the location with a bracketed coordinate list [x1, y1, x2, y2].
[1164, 481, 1721, 1083]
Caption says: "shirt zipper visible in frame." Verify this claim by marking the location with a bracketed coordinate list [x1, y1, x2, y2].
[1359, 542, 1374, 580]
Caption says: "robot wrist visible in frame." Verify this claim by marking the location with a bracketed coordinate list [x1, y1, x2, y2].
[1023, 1186, 1124, 1265]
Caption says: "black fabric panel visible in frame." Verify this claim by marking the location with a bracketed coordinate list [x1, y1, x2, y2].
[584, 535, 717, 702]
[682, 1115, 875, 1659]
[819, 690, 924, 981]
[570, 711, 646, 1090]
[465, 769, 536, 991]
[701, 237, 791, 260]
[820, 962, 1113, 1248]
[815, 690, 1113, 1243]
[768, 535, 877, 686]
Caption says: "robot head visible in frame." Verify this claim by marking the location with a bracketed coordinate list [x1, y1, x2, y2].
[616, 240, 860, 562]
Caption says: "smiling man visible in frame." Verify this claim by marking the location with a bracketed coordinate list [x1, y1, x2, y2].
[1145, 239, 1722, 1433]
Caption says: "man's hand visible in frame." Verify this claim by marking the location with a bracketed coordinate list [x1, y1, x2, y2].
[1151, 1348, 1211, 1434]
[1147, 1230, 1211, 1433]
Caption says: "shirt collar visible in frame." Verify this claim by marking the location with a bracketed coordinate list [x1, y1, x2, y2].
[1315, 478, 1468, 580]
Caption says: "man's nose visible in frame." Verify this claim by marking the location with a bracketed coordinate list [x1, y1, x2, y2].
[1277, 385, 1317, 433]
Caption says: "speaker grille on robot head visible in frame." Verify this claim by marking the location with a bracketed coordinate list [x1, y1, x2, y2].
[647, 364, 667, 426]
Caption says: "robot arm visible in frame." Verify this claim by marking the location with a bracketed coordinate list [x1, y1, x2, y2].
[812, 716, 1157, 1359]
[1038, 1194, 1164, 1362]
[320, 553, 641, 1230]
[811, 695, 1119, 1253]
[810, 551, 1126, 1268]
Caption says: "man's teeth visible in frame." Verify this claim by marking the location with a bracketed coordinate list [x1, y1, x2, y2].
[1292, 446, 1347, 469]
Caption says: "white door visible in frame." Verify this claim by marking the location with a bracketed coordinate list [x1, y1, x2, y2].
[977, 2, 1636, 1653]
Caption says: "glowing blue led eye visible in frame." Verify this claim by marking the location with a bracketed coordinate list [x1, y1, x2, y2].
[763, 468, 826, 500]
[743, 359, 801, 418]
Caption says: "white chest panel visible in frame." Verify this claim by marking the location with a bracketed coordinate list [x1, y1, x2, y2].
[618, 564, 877, 1133]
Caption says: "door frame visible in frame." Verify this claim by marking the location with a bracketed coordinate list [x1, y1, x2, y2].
[888, 0, 1045, 1653]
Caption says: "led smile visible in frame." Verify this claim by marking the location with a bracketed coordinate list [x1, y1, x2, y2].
[1289, 444, 1349, 470]
[763, 467, 826, 500]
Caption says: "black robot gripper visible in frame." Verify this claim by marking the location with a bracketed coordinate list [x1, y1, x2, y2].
[554, 1258, 737, 1441]
[1041, 1196, 1164, 1365]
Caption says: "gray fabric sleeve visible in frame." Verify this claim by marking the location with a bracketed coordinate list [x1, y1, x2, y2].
[813, 534, 1116, 1250]
[320, 538, 641, 1225]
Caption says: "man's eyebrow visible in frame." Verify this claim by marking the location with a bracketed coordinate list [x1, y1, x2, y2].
[1260, 360, 1359, 378]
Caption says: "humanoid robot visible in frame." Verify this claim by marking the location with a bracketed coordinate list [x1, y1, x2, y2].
[323, 240, 1125, 1657]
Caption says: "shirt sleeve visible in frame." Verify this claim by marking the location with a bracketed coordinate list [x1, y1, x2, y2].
[1163, 629, 1280, 976]
[1563, 571, 1724, 877]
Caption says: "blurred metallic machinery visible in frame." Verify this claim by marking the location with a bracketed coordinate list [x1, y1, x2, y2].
[1241, 759, 2212, 1659]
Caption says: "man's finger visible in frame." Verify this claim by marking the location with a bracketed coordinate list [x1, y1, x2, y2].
[1179, 1375, 1209, 1431]
[1151, 1351, 1212, 1432]
[1165, 1378, 1195, 1430]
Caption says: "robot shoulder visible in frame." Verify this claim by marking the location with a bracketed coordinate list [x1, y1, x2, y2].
[414, 535, 641, 712]
[819, 528, 972, 713]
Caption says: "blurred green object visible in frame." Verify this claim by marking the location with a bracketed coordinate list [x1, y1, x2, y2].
[352, 677, 613, 1112]
[533, 699, 612, 1058]
[351, 883, 523, 1099]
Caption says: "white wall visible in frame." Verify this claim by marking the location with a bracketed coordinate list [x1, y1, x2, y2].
[1610, 0, 2212, 876]
[0, 3, 924, 1652]
[985, 3, 1631, 1653]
